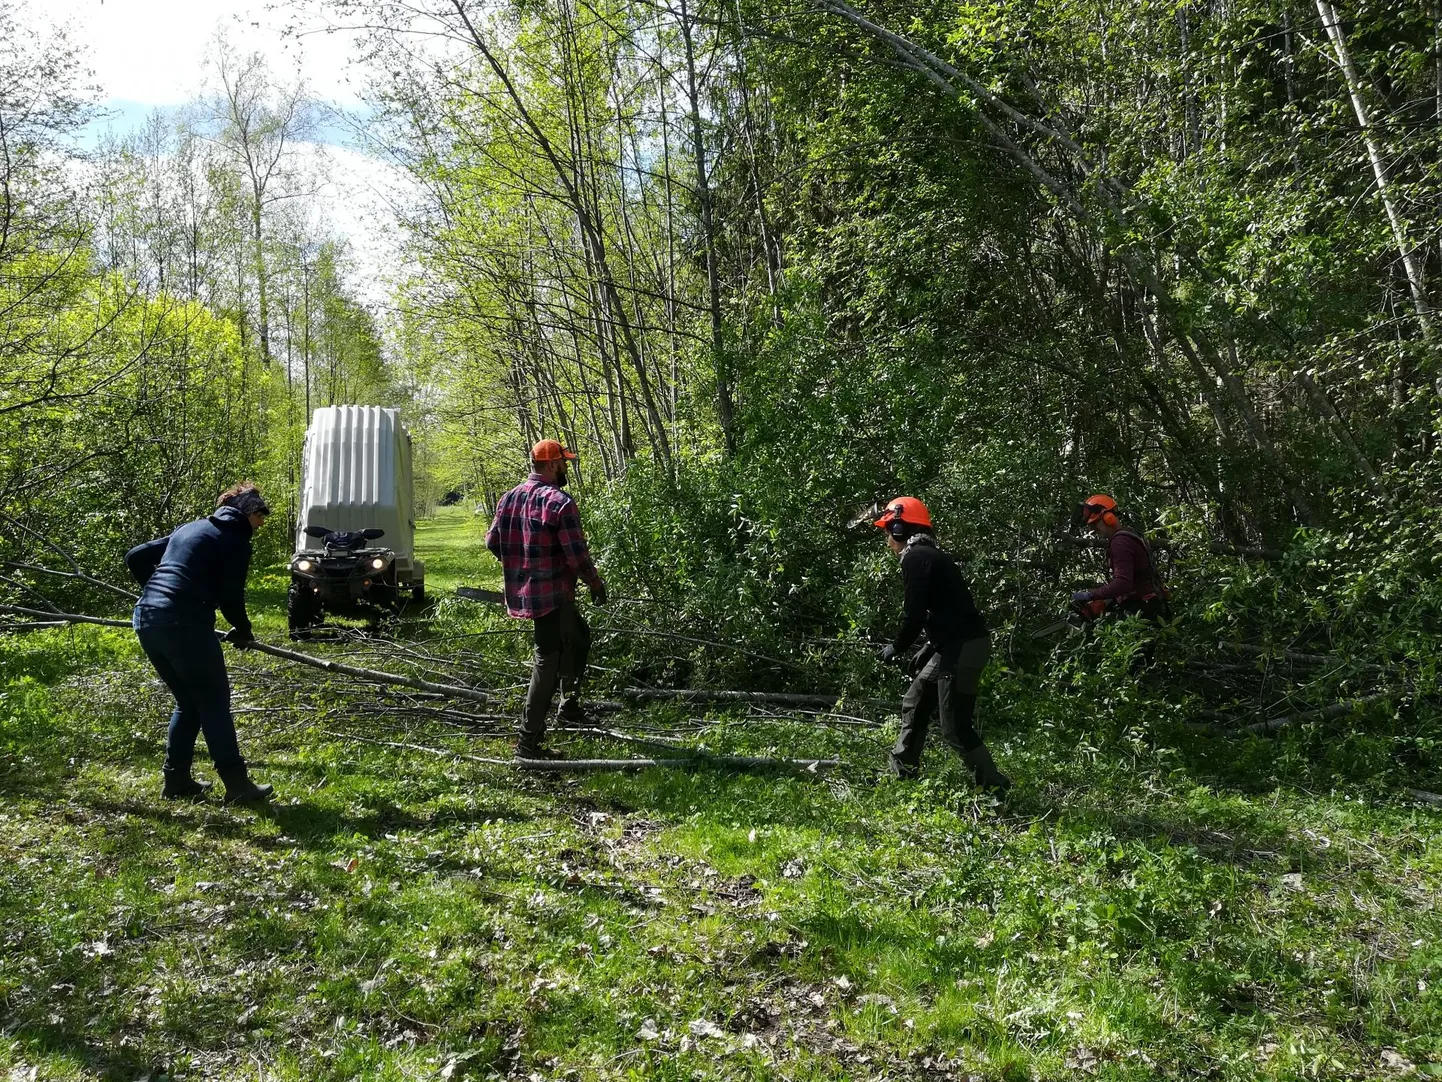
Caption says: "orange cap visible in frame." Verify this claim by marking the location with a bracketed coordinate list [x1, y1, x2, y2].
[532, 439, 577, 462]
[873, 497, 933, 530]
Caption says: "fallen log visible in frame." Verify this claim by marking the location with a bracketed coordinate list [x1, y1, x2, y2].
[1407, 789, 1442, 807]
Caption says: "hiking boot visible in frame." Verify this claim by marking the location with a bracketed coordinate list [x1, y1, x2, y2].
[887, 753, 920, 780]
[961, 745, 1011, 794]
[161, 769, 213, 802]
[218, 766, 275, 805]
[557, 703, 595, 726]
[515, 743, 565, 761]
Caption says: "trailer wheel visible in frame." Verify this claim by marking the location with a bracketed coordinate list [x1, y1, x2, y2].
[288, 582, 322, 637]
[412, 580, 426, 605]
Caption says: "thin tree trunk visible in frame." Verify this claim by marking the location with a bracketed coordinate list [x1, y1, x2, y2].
[453, 0, 671, 470]
[1316, 0, 1433, 340]
[1295, 368, 1379, 483]
[678, 0, 736, 455]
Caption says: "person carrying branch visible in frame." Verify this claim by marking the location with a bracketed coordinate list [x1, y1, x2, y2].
[487, 440, 607, 760]
[125, 483, 275, 804]
[874, 498, 1011, 792]
[1071, 494, 1170, 622]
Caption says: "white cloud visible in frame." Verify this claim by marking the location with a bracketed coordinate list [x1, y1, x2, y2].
[25, 1, 426, 300]
[29, 0, 367, 107]
[302, 142, 420, 306]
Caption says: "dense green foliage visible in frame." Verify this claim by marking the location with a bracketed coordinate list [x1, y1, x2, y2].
[318, 0, 1442, 677]
[3, 0, 1442, 1074]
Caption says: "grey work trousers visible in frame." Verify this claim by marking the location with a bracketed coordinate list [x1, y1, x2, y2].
[521, 597, 591, 746]
[890, 635, 989, 778]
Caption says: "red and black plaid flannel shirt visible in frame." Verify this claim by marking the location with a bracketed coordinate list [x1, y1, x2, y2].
[485, 474, 603, 619]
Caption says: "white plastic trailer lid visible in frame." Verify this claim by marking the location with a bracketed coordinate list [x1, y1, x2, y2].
[297, 406, 417, 563]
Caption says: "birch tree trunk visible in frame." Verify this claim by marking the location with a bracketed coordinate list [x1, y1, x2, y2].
[1315, 0, 1433, 341]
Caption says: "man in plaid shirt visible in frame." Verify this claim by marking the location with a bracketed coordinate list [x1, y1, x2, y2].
[486, 440, 608, 758]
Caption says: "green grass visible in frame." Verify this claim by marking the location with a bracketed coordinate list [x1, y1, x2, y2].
[1, 515, 1440, 1080]
[414, 505, 503, 596]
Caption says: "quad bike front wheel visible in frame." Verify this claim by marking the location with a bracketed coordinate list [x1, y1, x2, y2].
[287, 581, 323, 637]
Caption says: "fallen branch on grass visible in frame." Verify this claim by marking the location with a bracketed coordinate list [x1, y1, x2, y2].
[0, 620, 69, 632]
[0, 511, 140, 600]
[1217, 643, 1377, 669]
[0, 560, 138, 601]
[1236, 694, 1392, 735]
[0, 603, 130, 629]
[0, 604, 489, 706]
[320, 729, 841, 773]
[619, 687, 890, 711]
[1407, 789, 1442, 807]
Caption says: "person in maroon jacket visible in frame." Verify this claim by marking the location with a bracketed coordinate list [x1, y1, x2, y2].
[486, 440, 607, 759]
[1072, 494, 1170, 621]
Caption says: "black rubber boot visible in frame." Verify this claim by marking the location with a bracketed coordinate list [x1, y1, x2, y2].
[218, 765, 274, 805]
[161, 769, 213, 801]
[961, 745, 1011, 793]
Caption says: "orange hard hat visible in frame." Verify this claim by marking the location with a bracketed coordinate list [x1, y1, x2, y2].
[1079, 493, 1117, 525]
[873, 497, 933, 531]
[532, 439, 577, 462]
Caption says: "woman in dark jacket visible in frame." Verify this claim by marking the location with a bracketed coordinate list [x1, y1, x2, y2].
[126, 482, 274, 803]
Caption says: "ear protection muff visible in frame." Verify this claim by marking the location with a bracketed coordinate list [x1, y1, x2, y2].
[1080, 501, 1119, 530]
[884, 504, 909, 538]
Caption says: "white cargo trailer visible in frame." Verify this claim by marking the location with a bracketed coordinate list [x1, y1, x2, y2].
[288, 406, 425, 633]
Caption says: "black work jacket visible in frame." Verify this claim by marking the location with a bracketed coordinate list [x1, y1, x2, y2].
[890, 537, 987, 653]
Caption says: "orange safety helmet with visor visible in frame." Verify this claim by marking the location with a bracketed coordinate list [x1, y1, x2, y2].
[1078, 493, 1119, 530]
[873, 497, 933, 539]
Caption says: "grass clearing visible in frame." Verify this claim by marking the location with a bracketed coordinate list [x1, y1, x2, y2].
[1, 511, 1440, 1080]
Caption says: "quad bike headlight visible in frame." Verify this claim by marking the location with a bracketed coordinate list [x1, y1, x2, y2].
[296, 559, 314, 572]
[371, 557, 386, 570]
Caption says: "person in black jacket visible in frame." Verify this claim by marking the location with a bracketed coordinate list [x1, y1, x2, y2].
[874, 498, 1011, 791]
[126, 482, 274, 803]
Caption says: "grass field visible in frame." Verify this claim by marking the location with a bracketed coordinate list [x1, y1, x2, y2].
[1, 508, 1440, 1080]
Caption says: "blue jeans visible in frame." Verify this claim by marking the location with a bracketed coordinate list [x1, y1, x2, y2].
[134, 621, 244, 773]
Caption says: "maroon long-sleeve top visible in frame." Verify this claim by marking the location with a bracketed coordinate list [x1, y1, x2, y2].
[1088, 531, 1163, 602]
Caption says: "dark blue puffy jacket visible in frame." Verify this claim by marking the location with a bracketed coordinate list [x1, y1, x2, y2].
[126, 505, 254, 636]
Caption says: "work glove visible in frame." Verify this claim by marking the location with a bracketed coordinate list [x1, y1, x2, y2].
[1071, 590, 1092, 606]
[877, 644, 898, 666]
[590, 580, 609, 606]
[224, 628, 256, 650]
[907, 644, 936, 677]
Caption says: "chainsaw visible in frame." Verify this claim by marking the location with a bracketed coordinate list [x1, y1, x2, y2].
[1030, 597, 1108, 639]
